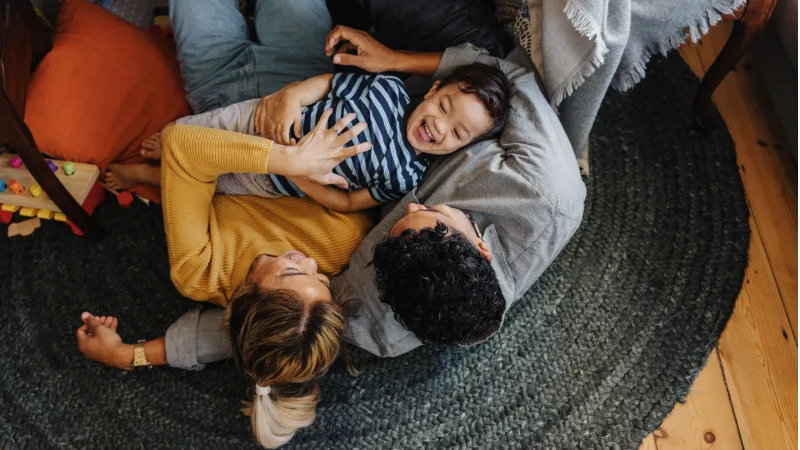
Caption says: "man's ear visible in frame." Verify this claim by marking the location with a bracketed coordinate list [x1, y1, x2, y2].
[424, 80, 441, 100]
[476, 239, 493, 263]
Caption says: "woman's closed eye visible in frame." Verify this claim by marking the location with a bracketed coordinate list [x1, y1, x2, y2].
[283, 268, 331, 289]
[440, 101, 447, 114]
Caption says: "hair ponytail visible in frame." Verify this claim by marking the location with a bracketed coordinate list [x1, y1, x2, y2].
[243, 382, 321, 448]
[226, 286, 346, 448]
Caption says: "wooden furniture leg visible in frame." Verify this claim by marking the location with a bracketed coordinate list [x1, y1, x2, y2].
[694, 0, 777, 132]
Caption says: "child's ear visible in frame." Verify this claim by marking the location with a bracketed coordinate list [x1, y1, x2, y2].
[424, 81, 441, 100]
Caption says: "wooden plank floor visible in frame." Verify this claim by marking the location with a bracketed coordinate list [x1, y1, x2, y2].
[638, 22, 798, 450]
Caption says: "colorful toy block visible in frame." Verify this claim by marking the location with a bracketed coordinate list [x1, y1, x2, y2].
[9, 156, 22, 168]
[8, 179, 24, 195]
[30, 184, 43, 198]
[63, 161, 76, 176]
[1, 203, 20, 212]
[19, 207, 38, 217]
[54, 212, 67, 222]
[118, 191, 134, 208]
[0, 209, 12, 224]
[0, 179, 6, 192]
[46, 160, 58, 172]
[37, 209, 55, 220]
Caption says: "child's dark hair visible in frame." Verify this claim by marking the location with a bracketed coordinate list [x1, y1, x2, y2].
[439, 62, 511, 141]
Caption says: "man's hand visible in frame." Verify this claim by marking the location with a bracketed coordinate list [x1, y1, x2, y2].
[325, 25, 399, 73]
[254, 82, 304, 145]
[76, 312, 133, 370]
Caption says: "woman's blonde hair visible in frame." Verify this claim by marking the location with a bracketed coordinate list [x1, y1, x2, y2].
[225, 285, 345, 448]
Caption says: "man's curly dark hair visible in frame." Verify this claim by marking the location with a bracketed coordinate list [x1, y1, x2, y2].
[371, 222, 504, 345]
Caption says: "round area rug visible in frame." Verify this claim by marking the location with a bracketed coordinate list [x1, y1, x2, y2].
[0, 52, 749, 450]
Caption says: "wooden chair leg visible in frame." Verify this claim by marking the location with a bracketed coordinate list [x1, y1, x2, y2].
[694, 0, 777, 132]
[0, 90, 106, 240]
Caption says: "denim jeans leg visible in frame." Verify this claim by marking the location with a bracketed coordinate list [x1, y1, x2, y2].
[169, 0, 259, 112]
[250, 0, 335, 97]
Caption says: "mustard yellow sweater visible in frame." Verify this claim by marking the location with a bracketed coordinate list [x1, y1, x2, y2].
[161, 124, 373, 306]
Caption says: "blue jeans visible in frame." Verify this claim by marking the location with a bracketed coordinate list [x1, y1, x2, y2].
[170, 0, 334, 113]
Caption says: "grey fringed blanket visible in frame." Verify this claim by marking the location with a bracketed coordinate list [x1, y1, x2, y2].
[498, 0, 745, 158]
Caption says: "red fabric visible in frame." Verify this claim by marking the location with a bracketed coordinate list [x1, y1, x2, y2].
[24, 0, 191, 202]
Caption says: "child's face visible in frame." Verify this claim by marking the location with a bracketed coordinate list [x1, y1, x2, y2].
[406, 82, 493, 155]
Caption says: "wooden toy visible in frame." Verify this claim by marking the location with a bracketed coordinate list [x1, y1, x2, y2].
[29, 184, 43, 198]
[0, 209, 12, 224]
[0, 155, 102, 236]
[118, 191, 134, 208]
[19, 207, 38, 217]
[63, 161, 76, 176]
[0, 179, 6, 192]
[37, 209, 54, 220]
[8, 217, 41, 238]
[46, 160, 58, 172]
[9, 156, 22, 168]
[8, 179, 24, 195]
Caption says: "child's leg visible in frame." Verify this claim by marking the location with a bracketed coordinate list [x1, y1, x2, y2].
[104, 164, 162, 190]
[175, 98, 260, 135]
[216, 173, 283, 197]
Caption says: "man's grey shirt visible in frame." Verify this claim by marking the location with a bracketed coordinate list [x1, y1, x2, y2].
[164, 44, 586, 369]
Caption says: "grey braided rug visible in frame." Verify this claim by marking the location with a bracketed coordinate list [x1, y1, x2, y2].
[0, 52, 749, 449]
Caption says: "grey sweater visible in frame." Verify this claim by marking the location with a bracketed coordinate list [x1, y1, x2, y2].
[164, 44, 586, 369]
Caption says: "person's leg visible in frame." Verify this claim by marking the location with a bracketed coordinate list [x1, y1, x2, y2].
[170, 0, 259, 112]
[104, 164, 162, 190]
[364, 0, 513, 57]
[249, 0, 334, 97]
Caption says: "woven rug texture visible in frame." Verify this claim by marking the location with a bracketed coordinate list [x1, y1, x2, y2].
[0, 52, 750, 449]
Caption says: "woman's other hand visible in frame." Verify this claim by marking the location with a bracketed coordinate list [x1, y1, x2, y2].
[273, 110, 371, 187]
[254, 82, 304, 145]
[76, 312, 133, 370]
[325, 25, 398, 73]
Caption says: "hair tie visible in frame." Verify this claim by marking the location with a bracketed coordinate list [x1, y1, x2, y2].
[255, 384, 271, 396]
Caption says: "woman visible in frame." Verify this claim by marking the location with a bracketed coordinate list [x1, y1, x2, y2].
[76, 0, 374, 446]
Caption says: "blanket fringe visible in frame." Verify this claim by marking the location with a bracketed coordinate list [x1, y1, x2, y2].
[551, 0, 610, 107]
[611, 0, 747, 92]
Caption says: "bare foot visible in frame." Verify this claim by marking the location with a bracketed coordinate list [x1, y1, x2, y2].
[140, 132, 163, 160]
[103, 164, 162, 190]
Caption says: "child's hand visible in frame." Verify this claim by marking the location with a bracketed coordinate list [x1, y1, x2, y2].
[254, 82, 303, 145]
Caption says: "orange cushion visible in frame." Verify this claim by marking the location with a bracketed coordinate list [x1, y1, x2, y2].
[24, 0, 191, 202]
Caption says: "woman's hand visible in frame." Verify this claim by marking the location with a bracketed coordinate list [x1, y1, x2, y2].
[76, 312, 133, 370]
[254, 82, 304, 145]
[325, 25, 399, 73]
[270, 109, 371, 188]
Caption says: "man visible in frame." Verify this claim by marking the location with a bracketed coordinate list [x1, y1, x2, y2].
[328, 27, 586, 357]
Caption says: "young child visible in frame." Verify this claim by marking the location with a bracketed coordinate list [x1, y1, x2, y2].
[104, 63, 511, 213]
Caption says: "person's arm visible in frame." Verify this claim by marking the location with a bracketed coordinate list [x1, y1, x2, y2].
[76, 309, 232, 371]
[76, 312, 167, 370]
[290, 177, 381, 213]
[289, 74, 334, 106]
[177, 98, 262, 134]
[325, 25, 442, 77]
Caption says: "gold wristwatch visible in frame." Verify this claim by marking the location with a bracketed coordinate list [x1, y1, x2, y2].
[131, 340, 152, 370]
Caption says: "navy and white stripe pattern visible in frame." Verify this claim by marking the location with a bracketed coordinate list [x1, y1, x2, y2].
[268, 73, 430, 203]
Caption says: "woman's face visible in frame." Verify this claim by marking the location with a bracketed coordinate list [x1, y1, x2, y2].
[247, 251, 332, 302]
